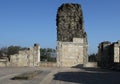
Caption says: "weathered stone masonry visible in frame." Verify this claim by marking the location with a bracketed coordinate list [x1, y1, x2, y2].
[97, 41, 120, 68]
[57, 3, 86, 42]
[0, 3, 89, 67]
[56, 3, 88, 67]
[10, 44, 40, 66]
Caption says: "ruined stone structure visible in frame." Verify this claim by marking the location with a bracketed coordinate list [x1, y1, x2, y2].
[0, 58, 8, 67]
[0, 53, 8, 66]
[97, 41, 120, 68]
[10, 44, 40, 67]
[56, 3, 88, 67]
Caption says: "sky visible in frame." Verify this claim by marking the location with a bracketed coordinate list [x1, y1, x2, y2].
[0, 0, 120, 54]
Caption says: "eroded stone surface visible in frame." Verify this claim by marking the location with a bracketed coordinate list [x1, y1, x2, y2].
[10, 44, 40, 67]
[97, 41, 120, 68]
[57, 3, 87, 42]
[56, 3, 88, 67]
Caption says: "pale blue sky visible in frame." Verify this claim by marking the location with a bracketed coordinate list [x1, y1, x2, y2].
[0, 0, 120, 54]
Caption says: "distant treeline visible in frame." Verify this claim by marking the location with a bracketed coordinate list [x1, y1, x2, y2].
[40, 48, 56, 62]
[88, 53, 97, 62]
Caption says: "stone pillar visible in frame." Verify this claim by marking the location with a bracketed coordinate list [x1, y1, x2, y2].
[114, 42, 120, 63]
[27, 44, 40, 66]
[56, 3, 88, 67]
[33, 43, 40, 66]
[83, 38, 88, 67]
[97, 41, 111, 68]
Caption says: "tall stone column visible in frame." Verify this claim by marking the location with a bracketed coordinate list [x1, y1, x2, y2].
[56, 3, 88, 67]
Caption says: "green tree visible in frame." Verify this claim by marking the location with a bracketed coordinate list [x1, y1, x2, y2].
[0, 47, 8, 58]
[89, 53, 97, 62]
[40, 48, 56, 62]
[0, 45, 28, 61]
[7, 46, 21, 56]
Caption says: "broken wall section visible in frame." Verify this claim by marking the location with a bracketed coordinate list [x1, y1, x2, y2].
[10, 44, 40, 67]
[97, 41, 120, 68]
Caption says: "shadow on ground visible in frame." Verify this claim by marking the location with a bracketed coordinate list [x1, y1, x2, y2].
[53, 68, 120, 84]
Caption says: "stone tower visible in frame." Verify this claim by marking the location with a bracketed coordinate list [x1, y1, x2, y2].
[56, 3, 88, 67]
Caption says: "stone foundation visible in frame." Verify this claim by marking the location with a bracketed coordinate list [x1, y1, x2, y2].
[84, 62, 97, 68]
[39, 62, 57, 67]
[57, 38, 88, 67]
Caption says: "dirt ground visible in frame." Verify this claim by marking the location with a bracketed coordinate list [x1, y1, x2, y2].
[0, 67, 120, 84]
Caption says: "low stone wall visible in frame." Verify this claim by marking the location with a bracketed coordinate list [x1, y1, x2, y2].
[0, 62, 6, 67]
[39, 62, 57, 67]
[84, 62, 98, 68]
[10, 44, 40, 67]
[0, 59, 8, 67]
[0, 44, 40, 67]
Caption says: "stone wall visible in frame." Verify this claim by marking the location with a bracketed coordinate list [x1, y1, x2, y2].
[10, 44, 40, 67]
[97, 41, 120, 68]
[57, 38, 88, 67]
[84, 62, 97, 68]
[56, 3, 88, 67]
[114, 42, 120, 63]
[39, 62, 57, 67]
[0, 59, 8, 67]
[97, 41, 112, 68]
